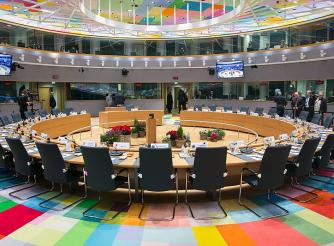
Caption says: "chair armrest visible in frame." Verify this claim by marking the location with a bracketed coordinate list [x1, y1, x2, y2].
[242, 167, 258, 175]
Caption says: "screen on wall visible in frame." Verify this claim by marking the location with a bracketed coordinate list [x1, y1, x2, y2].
[0, 54, 12, 76]
[216, 60, 244, 79]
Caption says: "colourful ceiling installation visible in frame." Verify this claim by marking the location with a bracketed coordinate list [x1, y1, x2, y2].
[0, 0, 333, 39]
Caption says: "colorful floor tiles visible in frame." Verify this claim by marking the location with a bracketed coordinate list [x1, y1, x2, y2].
[0, 177, 333, 245]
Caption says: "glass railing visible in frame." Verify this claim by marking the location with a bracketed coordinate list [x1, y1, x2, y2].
[0, 17, 333, 56]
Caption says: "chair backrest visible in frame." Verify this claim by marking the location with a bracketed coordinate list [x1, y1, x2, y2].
[208, 105, 217, 112]
[64, 108, 73, 115]
[0, 144, 7, 169]
[311, 113, 321, 125]
[5, 137, 31, 176]
[254, 107, 264, 115]
[0, 115, 11, 125]
[24, 111, 34, 119]
[258, 145, 291, 190]
[284, 110, 293, 118]
[323, 114, 333, 128]
[11, 113, 21, 123]
[267, 107, 276, 116]
[295, 138, 321, 177]
[125, 104, 134, 111]
[193, 147, 227, 190]
[299, 111, 308, 121]
[240, 106, 249, 114]
[35, 142, 67, 184]
[51, 108, 60, 115]
[223, 105, 233, 112]
[81, 146, 117, 191]
[318, 134, 334, 168]
[193, 105, 202, 111]
[38, 110, 48, 118]
[139, 148, 174, 192]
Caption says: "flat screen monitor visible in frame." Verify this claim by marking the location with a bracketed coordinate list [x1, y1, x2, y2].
[0, 54, 12, 76]
[216, 60, 244, 79]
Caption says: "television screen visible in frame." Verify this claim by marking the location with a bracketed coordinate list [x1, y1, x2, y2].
[216, 60, 244, 79]
[0, 54, 12, 76]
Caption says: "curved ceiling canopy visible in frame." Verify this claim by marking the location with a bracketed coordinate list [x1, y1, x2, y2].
[0, 0, 334, 39]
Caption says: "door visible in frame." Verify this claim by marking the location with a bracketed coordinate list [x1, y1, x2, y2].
[38, 87, 51, 113]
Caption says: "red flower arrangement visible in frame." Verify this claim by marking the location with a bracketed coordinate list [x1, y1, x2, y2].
[166, 130, 178, 140]
[111, 125, 131, 135]
[209, 132, 219, 141]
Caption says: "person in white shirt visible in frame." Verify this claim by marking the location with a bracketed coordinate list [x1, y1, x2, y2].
[106, 93, 113, 107]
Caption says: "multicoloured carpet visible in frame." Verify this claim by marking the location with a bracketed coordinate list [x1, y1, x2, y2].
[0, 175, 334, 245]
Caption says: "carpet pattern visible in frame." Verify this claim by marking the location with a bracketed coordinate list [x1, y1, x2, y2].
[0, 176, 333, 245]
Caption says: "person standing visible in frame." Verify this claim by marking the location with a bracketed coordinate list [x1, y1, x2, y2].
[315, 91, 327, 123]
[291, 92, 303, 118]
[166, 91, 173, 114]
[49, 92, 56, 111]
[17, 90, 30, 120]
[274, 91, 286, 117]
[178, 89, 185, 114]
[106, 93, 113, 107]
[304, 90, 315, 122]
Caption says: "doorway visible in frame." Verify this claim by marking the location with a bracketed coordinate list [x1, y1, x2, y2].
[38, 87, 51, 113]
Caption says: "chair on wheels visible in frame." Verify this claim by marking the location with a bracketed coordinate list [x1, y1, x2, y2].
[80, 146, 131, 221]
[310, 134, 334, 184]
[51, 108, 60, 115]
[254, 107, 264, 116]
[208, 105, 217, 112]
[24, 111, 34, 119]
[11, 113, 22, 123]
[277, 138, 320, 203]
[223, 106, 233, 112]
[193, 105, 202, 111]
[36, 142, 83, 210]
[5, 138, 45, 200]
[0, 144, 14, 180]
[311, 114, 321, 125]
[267, 107, 276, 116]
[185, 147, 228, 220]
[239, 145, 291, 219]
[322, 114, 334, 128]
[138, 147, 178, 221]
[298, 111, 309, 121]
[240, 106, 249, 114]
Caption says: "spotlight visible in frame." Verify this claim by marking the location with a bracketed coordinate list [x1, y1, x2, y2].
[121, 68, 129, 76]
[208, 67, 215, 75]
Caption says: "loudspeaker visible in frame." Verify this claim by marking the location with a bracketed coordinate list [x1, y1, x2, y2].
[208, 67, 215, 75]
[121, 68, 129, 76]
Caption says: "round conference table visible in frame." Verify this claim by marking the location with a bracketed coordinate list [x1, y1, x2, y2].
[0, 110, 331, 199]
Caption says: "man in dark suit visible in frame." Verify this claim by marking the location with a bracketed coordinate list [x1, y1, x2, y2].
[304, 90, 315, 122]
[274, 91, 287, 117]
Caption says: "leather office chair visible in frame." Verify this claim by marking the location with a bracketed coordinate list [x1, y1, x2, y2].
[125, 104, 134, 111]
[0, 115, 12, 126]
[186, 147, 228, 220]
[11, 113, 21, 123]
[81, 146, 131, 220]
[38, 110, 48, 118]
[138, 147, 178, 221]
[24, 111, 34, 119]
[311, 114, 321, 125]
[223, 106, 233, 112]
[254, 107, 264, 116]
[284, 110, 293, 118]
[299, 111, 309, 121]
[5, 138, 45, 199]
[36, 142, 83, 210]
[51, 108, 60, 115]
[0, 143, 14, 180]
[64, 108, 74, 116]
[208, 105, 217, 112]
[239, 145, 291, 219]
[267, 107, 276, 116]
[240, 106, 249, 114]
[278, 138, 320, 202]
[193, 105, 202, 111]
[322, 114, 333, 128]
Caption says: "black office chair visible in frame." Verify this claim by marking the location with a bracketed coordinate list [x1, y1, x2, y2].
[310, 134, 334, 184]
[5, 138, 45, 199]
[0, 115, 12, 126]
[254, 107, 264, 116]
[51, 108, 60, 115]
[186, 147, 228, 220]
[323, 114, 333, 128]
[267, 107, 276, 116]
[38, 110, 48, 118]
[81, 146, 131, 221]
[277, 138, 320, 203]
[298, 111, 309, 121]
[240, 106, 249, 114]
[208, 105, 217, 112]
[223, 106, 233, 112]
[64, 108, 74, 116]
[0, 143, 14, 180]
[311, 114, 321, 125]
[284, 110, 293, 118]
[239, 145, 291, 219]
[138, 147, 178, 221]
[125, 104, 134, 111]
[11, 113, 22, 123]
[24, 111, 34, 119]
[193, 105, 202, 111]
[36, 142, 83, 210]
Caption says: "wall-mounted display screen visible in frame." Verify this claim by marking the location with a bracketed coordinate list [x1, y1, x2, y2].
[216, 60, 244, 79]
[0, 54, 12, 76]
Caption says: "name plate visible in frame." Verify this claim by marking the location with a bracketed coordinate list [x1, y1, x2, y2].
[279, 133, 289, 141]
[58, 136, 68, 144]
[264, 136, 275, 146]
[191, 142, 208, 150]
[82, 140, 96, 147]
[150, 143, 169, 149]
[41, 133, 48, 139]
[113, 142, 130, 149]
[31, 130, 37, 136]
